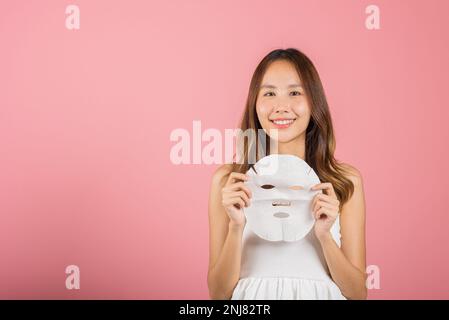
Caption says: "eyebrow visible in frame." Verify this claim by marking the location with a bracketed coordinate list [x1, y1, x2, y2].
[260, 83, 303, 89]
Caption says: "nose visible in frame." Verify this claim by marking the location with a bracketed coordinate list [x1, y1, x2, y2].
[273, 97, 291, 113]
[273, 107, 290, 115]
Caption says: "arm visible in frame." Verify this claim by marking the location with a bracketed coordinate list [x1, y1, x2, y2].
[208, 222, 244, 299]
[207, 166, 248, 300]
[313, 166, 367, 299]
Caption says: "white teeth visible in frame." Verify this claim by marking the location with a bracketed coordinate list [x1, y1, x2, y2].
[273, 119, 294, 125]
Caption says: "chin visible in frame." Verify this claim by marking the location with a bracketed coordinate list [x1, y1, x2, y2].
[276, 136, 299, 144]
[270, 132, 301, 143]
[268, 133, 299, 144]
[261, 124, 305, 143]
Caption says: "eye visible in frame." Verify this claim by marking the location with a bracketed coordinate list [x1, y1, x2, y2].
[290, 91, 301, 96]
[263, 91, 275, 97]
[261, 184, 275, 189]
[288, 185, 304, 190]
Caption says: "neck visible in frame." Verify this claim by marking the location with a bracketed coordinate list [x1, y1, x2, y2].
[271, 134, 306, 160]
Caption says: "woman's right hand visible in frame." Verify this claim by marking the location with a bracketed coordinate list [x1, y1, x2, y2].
[221, 172, 252, 228]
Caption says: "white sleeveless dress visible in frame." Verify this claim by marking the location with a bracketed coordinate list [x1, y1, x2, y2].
[231, 216, 346, 300]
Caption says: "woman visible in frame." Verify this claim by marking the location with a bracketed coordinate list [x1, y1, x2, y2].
[207, 48, 367, 300]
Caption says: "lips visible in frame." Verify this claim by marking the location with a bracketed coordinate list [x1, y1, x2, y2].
[270, 118, 296, 129]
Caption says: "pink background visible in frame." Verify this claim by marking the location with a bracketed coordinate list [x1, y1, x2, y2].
[1, 0, 448, 299]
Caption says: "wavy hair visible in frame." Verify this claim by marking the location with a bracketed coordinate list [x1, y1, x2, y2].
[230, 48, 354, 210]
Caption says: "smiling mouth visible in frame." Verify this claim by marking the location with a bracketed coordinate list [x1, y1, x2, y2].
[270, 118, 296, 128]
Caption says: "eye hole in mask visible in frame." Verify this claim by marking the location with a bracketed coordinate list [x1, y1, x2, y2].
[288, 185, 304, 190]
[261, 184, 275, 189]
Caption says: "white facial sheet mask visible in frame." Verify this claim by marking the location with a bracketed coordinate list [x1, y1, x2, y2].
[243, 154, 322, 242]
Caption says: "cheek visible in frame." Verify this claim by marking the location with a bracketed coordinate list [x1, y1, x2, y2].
[292, 103, 310, 117]
[256, 103, 272, 119]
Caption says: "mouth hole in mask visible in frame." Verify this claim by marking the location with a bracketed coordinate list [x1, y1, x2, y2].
[273, 212, 290, 219]
[288, 185, 304, 190]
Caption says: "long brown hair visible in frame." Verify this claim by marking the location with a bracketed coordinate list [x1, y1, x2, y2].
[230, 48, 354, 210]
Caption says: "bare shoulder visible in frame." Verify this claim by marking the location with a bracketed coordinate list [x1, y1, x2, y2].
[211, 164, 233, 187]
[340, 162, 363, 188]
[337, 162, 367, 279]
[339, 162, 366, 214]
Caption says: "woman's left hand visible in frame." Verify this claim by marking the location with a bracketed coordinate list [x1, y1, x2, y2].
[310, 182, 340, 242]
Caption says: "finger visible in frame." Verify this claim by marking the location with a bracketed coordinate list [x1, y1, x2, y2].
[230, 197, 245, 210]
[315, 206, 338, 220]
[313, 200, 337, 214]
[231, 191, 250, 207]
[311, 193, 322, 208]
[315, 206, 331, 220]
[223, 196, 244, 210]
[224, 182, 252, 198]
[226, 172, 249, 186]
[311, 182, 337, 198]
[312, 193, 339, 207]
[311, 193, 332, 210]
[222, 186, 252, 203]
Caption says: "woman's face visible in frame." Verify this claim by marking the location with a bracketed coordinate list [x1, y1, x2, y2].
[256, 59, 311, 143]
